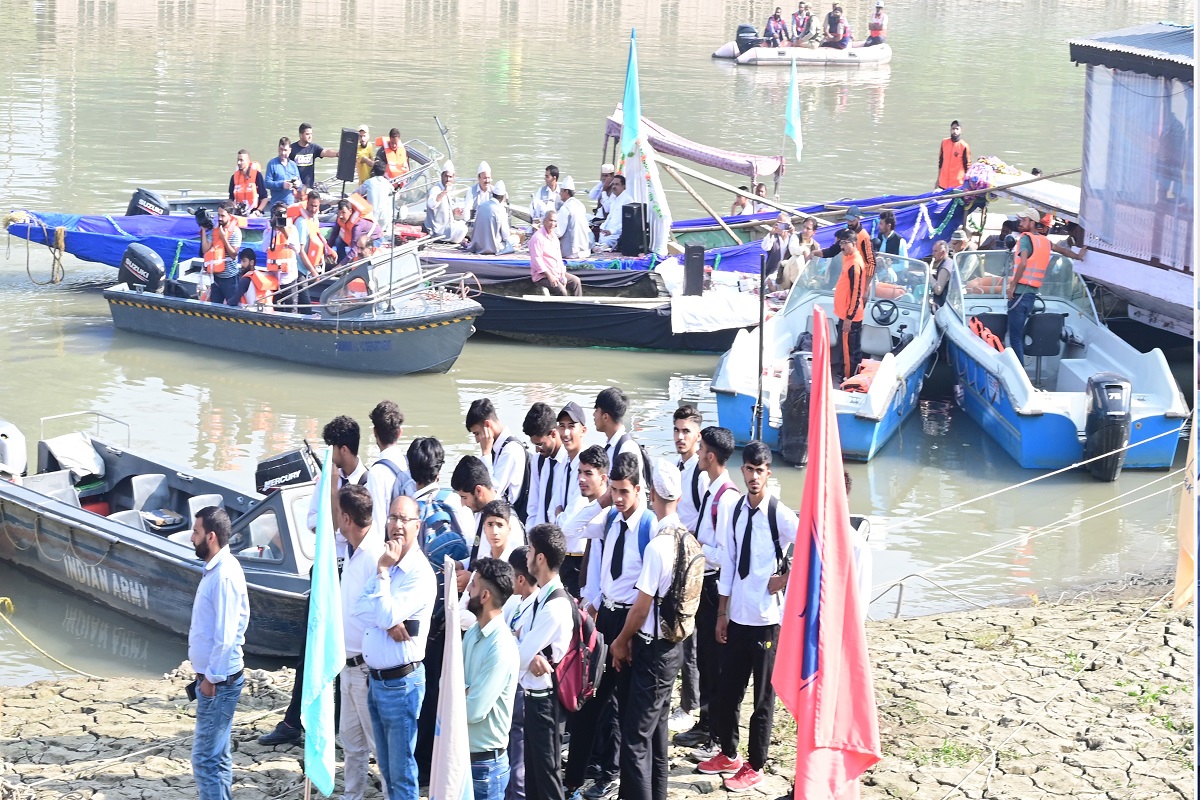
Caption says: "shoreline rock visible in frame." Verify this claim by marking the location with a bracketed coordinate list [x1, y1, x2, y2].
[1, 585, 1193, 800]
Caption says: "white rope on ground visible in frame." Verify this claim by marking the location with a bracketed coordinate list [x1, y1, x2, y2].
[871, 469, 1185, 596]
[934, 591, 1173, 800]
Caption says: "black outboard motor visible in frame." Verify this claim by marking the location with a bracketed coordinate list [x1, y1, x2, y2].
[736, 23, 762, 54]
[1083, 372, 1132, 482]
[779, 347, 813, 467]
[255, 447, 320, 494]
[117, 243, 165, 293]
[125, 187, 170, 217]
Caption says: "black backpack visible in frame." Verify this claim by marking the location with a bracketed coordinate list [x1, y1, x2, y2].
[494, 436, 532, 523]
[730, 497, 791, 575]
[613, 432, 653, 493]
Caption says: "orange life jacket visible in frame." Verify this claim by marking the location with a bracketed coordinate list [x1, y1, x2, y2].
[296, 215, 324, 269]
[868, 11, 886, 35]
[347, 277, 369, 296]
[841, 358, 881, 393]
[834, 249, 868, 322]
[1016, 233, 1051, 289]
[232, 163, 262, 209]
[969, 317, 1005, 352]
[376, 138, 409, 180]
[938, 139, 970, 189]
[264, 228, 295, 288]
[338, 195, 375, 245]
[855, 227, 876, 284]
[203, 242, 226, 275]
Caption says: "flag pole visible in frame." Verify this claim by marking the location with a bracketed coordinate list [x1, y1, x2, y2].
[304, 777, 311, 800]
[754, 252, 767, 441]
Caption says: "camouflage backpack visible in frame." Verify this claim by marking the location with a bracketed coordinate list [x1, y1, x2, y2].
[654, 524, 706, 643]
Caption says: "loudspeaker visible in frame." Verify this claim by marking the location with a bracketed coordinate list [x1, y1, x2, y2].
[683, 244, 705, 296]
[335, 128, 360, 183]
[618, 202, 649, 256]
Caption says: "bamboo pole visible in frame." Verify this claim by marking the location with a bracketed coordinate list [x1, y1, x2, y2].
[822, 168, 1082, 213]
[655, 155, 828, 226]
[661, 163, 743, 245]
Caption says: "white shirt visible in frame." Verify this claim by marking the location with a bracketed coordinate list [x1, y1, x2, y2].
[588, 181, 612, 220]
[675, 453, 709, 533]
[488, 428, 528, 510]
[556, 196, 591, 260]
[526, 446, 568, 528]
[504, 592, 537, 638]
[467, 510, 526, 565]
[516, 576, 574, 691]
[601, 191, 631, 236]
[366, 445, 414, 534]
[306, 459, 369, 562]
[529, 184, 561, 222]
[552, 453, 583, 523]
[355, 544, 436, 669]
[695, 471, 740, 571]
[634, 533, 678, 638]
[718, 496, 799, 627]
[188, 546, 249, 684]
[558, 495, 605, 556]
[655, 511, 683, 534]
[604, 426, 643, 473]
[341, 531, 385, 656]
[582, 504, 654, 609]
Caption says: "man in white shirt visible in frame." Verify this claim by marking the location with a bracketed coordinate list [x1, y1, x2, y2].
[336, 485, 387, 800]
[529, 164, 561, 224]
[356, 495, 436, 800]
[518, 525, 575, 800]
[555, 176, 592, 260]
[593, 386, 643, 480]
[504, 547, 538, 800]
[699, 443, 798, 792]
[451, 457, 527, 591]
[669, 406, 706, 734]
[557, 445, 610, 601]
[569, 453, 653, 799]
[366, 400, 415, 534]
[466, 397, 530, 520]
[522, 402, 569, 529]
[425, 160, 467, 243]
[188, 507, 249, 800]
[551, 402, 590, 596]
[466, 161, 493, 221]
[608, 461, 688, 800]
[674, 427, 739, 752]
[588, 163, 616, 226]
[592, 174, 629, 251]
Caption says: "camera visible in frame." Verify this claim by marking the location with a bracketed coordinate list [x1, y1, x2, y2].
[271, 209, 288, 229]
[194, 208, 215, 230]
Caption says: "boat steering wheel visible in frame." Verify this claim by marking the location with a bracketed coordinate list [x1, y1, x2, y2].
[872, 299, 899, 326]
[1032, 294, 1046, 314]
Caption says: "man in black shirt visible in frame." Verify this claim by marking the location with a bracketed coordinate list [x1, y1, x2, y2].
[289, 122, 338, 188]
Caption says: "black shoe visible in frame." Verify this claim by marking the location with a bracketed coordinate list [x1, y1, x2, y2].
[584, 780, 618, 800]
[257, 721, 303, 746]
[585, 764, 602, 782]
[672, 726, 711, 749]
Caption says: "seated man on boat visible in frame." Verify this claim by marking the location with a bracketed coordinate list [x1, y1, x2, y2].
[824, 3, 843, 36]
[791, 2, 818, 44]
[764, 7, 788, 47]
[929, 240, 953, 311]
[530, 211, 583, 296]
[466, 161, 492, 222]
[425, 161, 467, 244]
[529, 164, 561, 225]
[864, 1, 887, 46]
[556, 176, 592, 260]
[591, 173, 629, 251]
[820, 7, 852, 48]
[588, 163, 617, 226]
[357, 161, 395, 242]
[228, 149, 268, 217]
[374, 127, 409, 181]
[201, 201, 243, 306]
[468, 181, 517, 256]
[874, 210, 908, 258]
[330, 196, 381, 265]
[730, 187, 751, 216]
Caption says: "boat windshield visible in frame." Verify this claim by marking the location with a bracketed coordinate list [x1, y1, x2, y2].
[952, 250, 1097, 323]
[786, 251, 933, 329]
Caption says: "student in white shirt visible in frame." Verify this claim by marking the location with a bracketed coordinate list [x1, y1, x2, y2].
[458, 499, 522, 631]
[503, 546, 538, 800]
[552, 402, 591, 596]
[451, 457, 527, 591]
[557, 445, 610, 601]
[466, 398, 530, 519]
[365, 400, 415, 534]
[668, 406, 707, 734]
[699, 443, 798, 792]
[592, 386, 643, 482]
[523, 402, 569, 528]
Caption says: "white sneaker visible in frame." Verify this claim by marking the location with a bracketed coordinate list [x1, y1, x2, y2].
[667, 708, 695, 733]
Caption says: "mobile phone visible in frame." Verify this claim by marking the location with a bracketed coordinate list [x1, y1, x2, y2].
[186, 679, 198, 702]
[404, 619, 420, 637]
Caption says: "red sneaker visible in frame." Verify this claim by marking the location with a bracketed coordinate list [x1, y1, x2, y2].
[723, 764, 764, 793]
[696, 753, 743, 775]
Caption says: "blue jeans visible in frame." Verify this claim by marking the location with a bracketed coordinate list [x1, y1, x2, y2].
[192, 673, 245, 800]
[472, 751, 510, 800]
[1007, 291, 1036, 366]
[369, 664, 426, 800]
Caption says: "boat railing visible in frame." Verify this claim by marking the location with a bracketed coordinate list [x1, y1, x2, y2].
[40, 412, 130, 447]
[953, 251, 1097, 324]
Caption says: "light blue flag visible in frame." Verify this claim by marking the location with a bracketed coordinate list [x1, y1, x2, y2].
[300, 448, 346, 797]
[620, 29, 641, 159]
[785, 59, 803, 163]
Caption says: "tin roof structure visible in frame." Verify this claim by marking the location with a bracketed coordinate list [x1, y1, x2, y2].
[1069, 23, 1194, 82]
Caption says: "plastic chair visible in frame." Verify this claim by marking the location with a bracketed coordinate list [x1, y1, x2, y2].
[1024, 312, 1066, 389]
[109, 509, 148, 532]
[130, 474, 170, 512]
[187, 493, 224, 521]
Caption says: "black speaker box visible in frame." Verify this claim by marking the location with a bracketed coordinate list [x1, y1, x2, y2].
[683, 244, 705, 296]
[335, 128, 361, 183]
[618, 202, 649, 256]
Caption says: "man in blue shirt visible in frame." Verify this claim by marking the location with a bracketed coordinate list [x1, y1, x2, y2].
[265, 137, 303, 208]
[188, 506, 249, 800]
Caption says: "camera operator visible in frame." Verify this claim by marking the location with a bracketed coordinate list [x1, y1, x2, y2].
[265, 202, 310, 313]
[199, 201, 243, 306]
[760, 213, 802, 292]
[228, 150, 268, 217]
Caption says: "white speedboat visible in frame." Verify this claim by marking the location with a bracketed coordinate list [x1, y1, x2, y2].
[938, 250, 1188, 480]
[733, 43, 892, 67]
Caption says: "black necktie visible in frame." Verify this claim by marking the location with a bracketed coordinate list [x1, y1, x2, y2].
[562, 463, 572, 510]
[470, 516, 484, 564]
[677, 459, 684, 471]
[610, 520, 629, 580]
[738, 506, 757, 579]
[544, 457, 556, 518]
[698, 489, 713, 529]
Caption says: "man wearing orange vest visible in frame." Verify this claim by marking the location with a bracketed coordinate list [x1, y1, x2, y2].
[228, 150, 268, 217]
[374, 128, 409, 181]
[265, 202, 308, 313]
[864, 0, 887, 46]
[202, 201, 243, 306]
[328, 197, 381, 265]
[294, 189, 332, 279]
[812, 207, 875, 284]
[1006, 207, 1051, 367]
[936, 121, 971, 190]
[832, 229, 868, 381]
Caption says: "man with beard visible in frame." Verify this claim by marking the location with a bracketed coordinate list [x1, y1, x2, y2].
[936, 120, 971, 190]
[188, 507, 249, 800]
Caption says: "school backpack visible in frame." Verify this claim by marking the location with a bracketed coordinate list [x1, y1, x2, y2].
[531, 586, 607, 713]
[612, 432, 653, 495]
[730, 496, 790, 575]
[604, 508, 656, 557]
[654, 525, 706, 643]
[380, 457, 417, 502]
[417, 487, 468, 639]
[494, 436, 532, 524]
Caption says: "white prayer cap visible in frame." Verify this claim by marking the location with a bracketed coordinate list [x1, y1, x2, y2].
[477, 161, 491, 175]
[492, 180, 507, 198]
[652, 458, 682, 502]
[560, 176, 576, 192]
[442, 160, 455, 175]
[601, 163, 616, 174]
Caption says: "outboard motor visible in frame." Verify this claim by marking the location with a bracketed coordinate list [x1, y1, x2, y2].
[1082, 372, 1132, 482]
[0, 419, 28, 478]
[255, 446, 320, 494]
[125, 187, 170, 217]
[117, 243, 165, 293]
[779, 348, 813, 467]
[736, 23, 762, 54]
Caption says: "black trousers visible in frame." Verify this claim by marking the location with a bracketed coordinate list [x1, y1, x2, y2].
[692, 574, 722, 733]
[565, 606, 631, 788]
[620, 638, 684, 800]
[506, 688, 526, 800]
[415, 626, 447, 783]
[561, 555, 584, 600]
[715, 622, 779, 771]
[836, 318, 863, 380]
[678, 632, 699, 715]
[523, 690, 565, 800]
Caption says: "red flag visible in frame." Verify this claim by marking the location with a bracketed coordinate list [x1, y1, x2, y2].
[772, 305, 880, 799]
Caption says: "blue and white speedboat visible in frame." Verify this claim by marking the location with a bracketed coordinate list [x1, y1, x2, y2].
[938, 250, 1188, 480]
[711, 251, 941, 462]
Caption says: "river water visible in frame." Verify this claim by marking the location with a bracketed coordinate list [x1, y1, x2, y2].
[0, 0, 1193, 685]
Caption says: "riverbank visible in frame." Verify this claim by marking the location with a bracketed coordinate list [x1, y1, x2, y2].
[1, 584, 1192, 800]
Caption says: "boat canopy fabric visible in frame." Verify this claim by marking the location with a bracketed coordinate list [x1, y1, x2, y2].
[673, 188, 953, 228]
[605, 106, 784, 181]
[41, 432, 105, 481]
